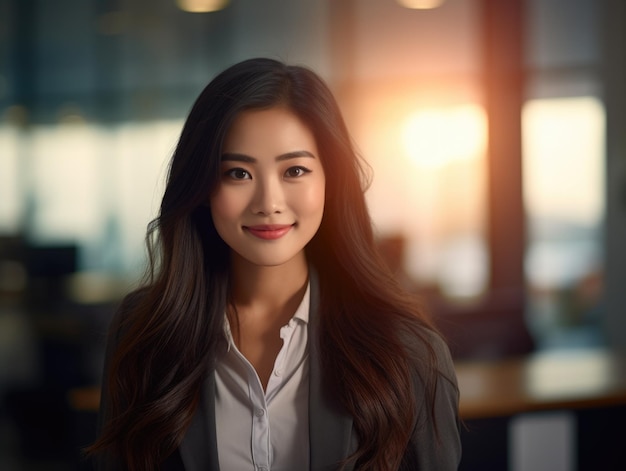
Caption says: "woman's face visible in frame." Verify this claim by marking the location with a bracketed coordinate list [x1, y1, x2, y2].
[210, 106, 326, 269]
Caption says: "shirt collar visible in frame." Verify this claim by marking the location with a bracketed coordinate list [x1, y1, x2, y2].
[292, 281, 310, 325]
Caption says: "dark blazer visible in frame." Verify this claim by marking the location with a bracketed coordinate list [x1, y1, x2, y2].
[96, 275, 461, 470]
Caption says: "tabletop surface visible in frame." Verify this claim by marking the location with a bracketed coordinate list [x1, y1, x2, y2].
[455, 347, 626, 419]
[70, 348, 626, 420]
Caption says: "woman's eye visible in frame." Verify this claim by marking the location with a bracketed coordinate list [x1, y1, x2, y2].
[285, 166, 311, 178]
[226, 168, 251, 180]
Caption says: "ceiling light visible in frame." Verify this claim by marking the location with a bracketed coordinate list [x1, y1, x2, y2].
[397, 0, 446, 10]
[176, 0, 229, 13]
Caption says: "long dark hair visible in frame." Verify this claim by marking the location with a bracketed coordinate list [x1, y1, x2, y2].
[89, 58, 450, 470]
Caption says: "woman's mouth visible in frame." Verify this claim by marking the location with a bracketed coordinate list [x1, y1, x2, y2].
[244, 224, 294, 240]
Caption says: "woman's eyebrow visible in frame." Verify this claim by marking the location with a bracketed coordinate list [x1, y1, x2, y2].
[221, 153, 256, 163]
[276, 150, 316, 161]
[221, 150, 316, 162]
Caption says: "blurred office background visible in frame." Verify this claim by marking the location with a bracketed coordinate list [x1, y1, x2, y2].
[0, 0, 625, 469]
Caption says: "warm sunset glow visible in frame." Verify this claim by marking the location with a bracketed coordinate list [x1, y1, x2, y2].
[176, 0, 229, 13]
[402, 105, 487, 168]
[397, 0, 447, 9]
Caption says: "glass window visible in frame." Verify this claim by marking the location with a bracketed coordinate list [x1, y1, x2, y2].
[523, 96, 605, 349]
[19, 120, 180, 276]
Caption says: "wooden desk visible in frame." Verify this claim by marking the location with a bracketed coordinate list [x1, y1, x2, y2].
[456, 348, 626, 420]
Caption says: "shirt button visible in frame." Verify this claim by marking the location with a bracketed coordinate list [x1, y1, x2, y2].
[255, 408, 265, 418]
[274, 369, 283, 376]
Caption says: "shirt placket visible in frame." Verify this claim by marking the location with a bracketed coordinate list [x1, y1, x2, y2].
[265, 322, 294, 402]
[241, 354, 270, 471]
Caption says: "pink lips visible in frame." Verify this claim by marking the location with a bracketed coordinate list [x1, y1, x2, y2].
[244, 224, 293, 240]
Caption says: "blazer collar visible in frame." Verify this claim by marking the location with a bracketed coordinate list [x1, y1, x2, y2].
[179, 269, 354, 471]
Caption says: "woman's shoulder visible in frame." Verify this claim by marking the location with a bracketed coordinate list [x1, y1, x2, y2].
[421, 328, 454, 365]
[399, 322, 457, 385]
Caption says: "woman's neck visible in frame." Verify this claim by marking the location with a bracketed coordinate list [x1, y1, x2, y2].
[228, 252, 309, 318]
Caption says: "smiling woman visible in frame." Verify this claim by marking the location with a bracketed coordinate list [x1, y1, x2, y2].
[87, 58, 461, 471]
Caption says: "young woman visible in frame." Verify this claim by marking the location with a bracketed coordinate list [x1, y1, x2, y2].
[89, 58, 461, 470]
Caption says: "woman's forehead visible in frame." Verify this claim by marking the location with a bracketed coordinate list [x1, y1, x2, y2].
[222, 107, 318, 158]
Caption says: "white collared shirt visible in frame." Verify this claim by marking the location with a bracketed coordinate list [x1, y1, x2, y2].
[215, 284, 310, 471]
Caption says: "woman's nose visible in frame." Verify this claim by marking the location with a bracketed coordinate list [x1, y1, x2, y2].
[251, 177, 285, 215]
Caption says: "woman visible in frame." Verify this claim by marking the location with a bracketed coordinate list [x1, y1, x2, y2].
[89, 58, 461, 470]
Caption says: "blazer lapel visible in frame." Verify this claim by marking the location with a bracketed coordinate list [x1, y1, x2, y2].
[308, 271, 355, 471]
[179, 372, 221, 471]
